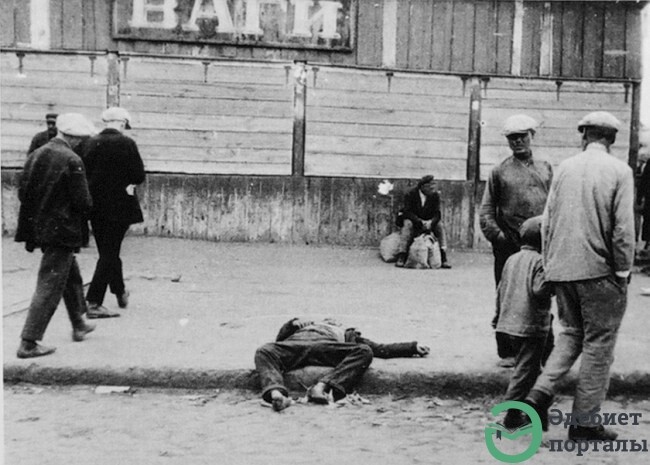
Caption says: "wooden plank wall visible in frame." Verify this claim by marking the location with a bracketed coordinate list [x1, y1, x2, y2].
[480, 79, 632, 178]
[120, 57, 294, 175]
[305, 68, 470, 180]
[0, 52, 107, 165]
[1, 1, 643, 80]
[0, 169, 475, 247]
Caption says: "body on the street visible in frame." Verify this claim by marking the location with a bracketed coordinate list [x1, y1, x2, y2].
[255, 317, 429, 411]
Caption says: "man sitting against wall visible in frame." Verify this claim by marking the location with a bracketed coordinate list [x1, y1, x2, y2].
[394, 175, 452, 269]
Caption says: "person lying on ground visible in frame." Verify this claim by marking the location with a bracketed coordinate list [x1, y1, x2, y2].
[254, 317, 430, 412]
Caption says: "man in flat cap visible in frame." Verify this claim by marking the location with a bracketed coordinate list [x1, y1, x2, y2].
[27, 113, 58, 155]
[480, 115, 553, 288]
[394, 174, 452, 268]
[15, 113, 97, 358]
[522, 111, 635, 441]
[83, 107, 145, 318]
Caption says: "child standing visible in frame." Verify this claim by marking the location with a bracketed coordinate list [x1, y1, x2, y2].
[494, 216, 554, 429]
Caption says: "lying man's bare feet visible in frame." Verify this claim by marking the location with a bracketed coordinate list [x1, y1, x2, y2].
[270, 389, 293, 412]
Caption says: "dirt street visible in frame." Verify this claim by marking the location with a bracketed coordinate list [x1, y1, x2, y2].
[4, 385, 650, 465]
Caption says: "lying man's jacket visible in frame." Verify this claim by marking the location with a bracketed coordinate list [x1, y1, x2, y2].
[275, 318, 420, 358]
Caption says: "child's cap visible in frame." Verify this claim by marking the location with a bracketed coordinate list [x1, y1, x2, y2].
[519, 216, 543, 250]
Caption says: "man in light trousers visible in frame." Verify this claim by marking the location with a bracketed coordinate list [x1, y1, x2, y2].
[523, 111, 635, 442]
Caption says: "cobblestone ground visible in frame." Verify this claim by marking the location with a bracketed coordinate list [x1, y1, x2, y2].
[4, 385, 650, 465]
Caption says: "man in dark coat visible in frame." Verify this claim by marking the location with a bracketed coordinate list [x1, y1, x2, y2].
[394, 174, 451, 268]
[27, 113, 58, 154]
[15, 113, 97, 358]
[84, 107, 146, 318]
[255, 317, 430, 412]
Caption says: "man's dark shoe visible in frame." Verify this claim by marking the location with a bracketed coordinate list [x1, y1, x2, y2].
[72, 321, 96, 342]
[307, 383, 330, 404]
[523, 390, 553, 431]
[440, 262, 452, 269]
[117, 290, 130, 309]
[17, 341, 56, 359]
[568, 425, 618, 441]
[395, 253, 406, 268]
[87, 303, 120, 319]
[503, 409, 528, 430]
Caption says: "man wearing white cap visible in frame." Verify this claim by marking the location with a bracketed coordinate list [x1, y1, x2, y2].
[83, 107, 145, 318]
[480, 114, 554, 288]
[14, 113, 98, 358]
[523, 111, 635, 441]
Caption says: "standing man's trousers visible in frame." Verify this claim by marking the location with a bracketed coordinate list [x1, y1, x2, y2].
[21, 246, 86, 341]
[86, 218, 130, 305]
[531, 276, 627, 422]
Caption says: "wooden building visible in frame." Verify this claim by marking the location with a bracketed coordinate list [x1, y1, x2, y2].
[1, 0, 647, 248]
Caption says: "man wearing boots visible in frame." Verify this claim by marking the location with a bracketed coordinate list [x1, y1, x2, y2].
[254, 317, 429, 412]
[523, 112, 635, 441]
[394, 175, 451, 268]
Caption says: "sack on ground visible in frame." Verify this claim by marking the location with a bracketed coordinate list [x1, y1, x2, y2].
[379, 231, 401, 262]
[405, 233, 442, 269]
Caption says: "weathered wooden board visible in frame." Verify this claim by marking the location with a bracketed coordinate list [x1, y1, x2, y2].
[356, 0, 383, 66]
[305, 67, 470, 179]
[406, 0, 434, 70]
[430, 0, 454, 72]
[120, 57, 294, 176]
[0, 0, 16, 47]
[1, 52, 108, 167]
[0, 171, 478, 249]
[473, 0, 497, 75]
[450, 0, 475, 73]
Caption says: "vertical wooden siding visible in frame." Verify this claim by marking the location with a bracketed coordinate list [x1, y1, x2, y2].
[0, 52, 107, 165]
[480, 79, 632, 178]
[304, 68, 470, 180]
[0, 1, 642, 80]
[120, 58, 294, 175]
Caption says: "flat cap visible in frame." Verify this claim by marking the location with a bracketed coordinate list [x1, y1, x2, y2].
[577, 111, 621, 132]
[56, 113, 96, 137]
[417, 174, 435, 187]
[101, 106, 132, 129]
[45, 113, 58, 121]
[502, 114, 538, 136]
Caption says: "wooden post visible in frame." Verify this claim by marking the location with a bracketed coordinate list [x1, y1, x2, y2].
[106, 51, 120, 108]
[466, 77, 483, 248]
[628, 81, 641, 171]
[292, 61, 307, 177]
[466, 77, 482, 183]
